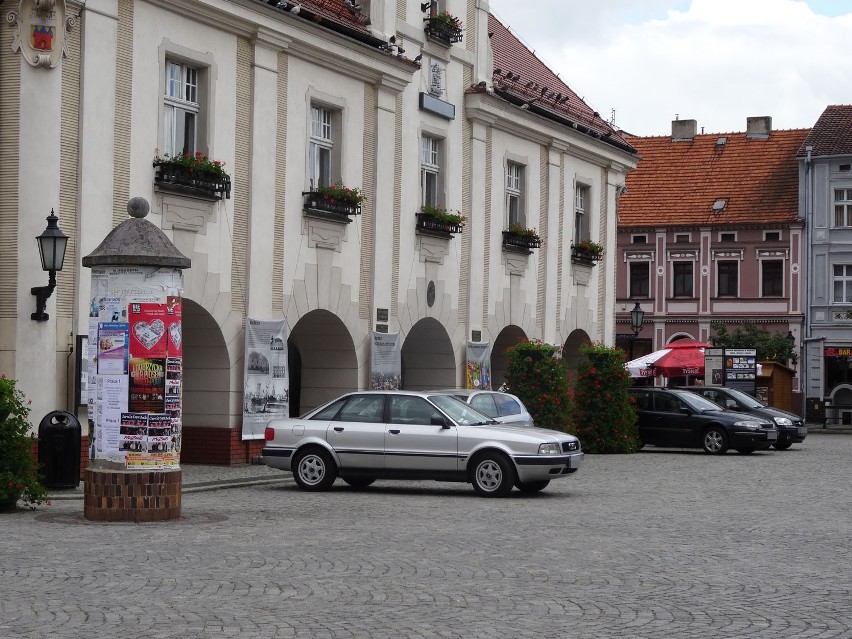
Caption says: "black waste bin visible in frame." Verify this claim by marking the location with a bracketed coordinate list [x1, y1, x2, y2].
[38, 411, 81, 489]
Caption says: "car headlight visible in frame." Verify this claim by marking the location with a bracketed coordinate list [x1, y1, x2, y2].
[773, 417, 793, 426]
[538, 443, 561, 455]
[734, 421, 764, 430]
[563, 440, 580, 452]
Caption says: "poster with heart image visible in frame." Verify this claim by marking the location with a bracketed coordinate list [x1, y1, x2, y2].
[129, 302, 168, 358]
[166, 296, 182, 357]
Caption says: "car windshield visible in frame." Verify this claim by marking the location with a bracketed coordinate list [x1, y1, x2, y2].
[720, 388, 764, 409]
[428, 394, 494, 425]
[677, 391, 726, 412]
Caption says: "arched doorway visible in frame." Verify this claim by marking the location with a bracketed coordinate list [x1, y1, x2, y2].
[563, 329, 591, 379]
[492, 325, 526, 389]
[181, 299, 231, 462]
[289, 310, 358, 414]
[401, 318, 455, 390]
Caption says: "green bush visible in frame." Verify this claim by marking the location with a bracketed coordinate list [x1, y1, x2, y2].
[505, 339, 573, 433]
[570, 342, 640, 453]
[0, 376, 47, 510]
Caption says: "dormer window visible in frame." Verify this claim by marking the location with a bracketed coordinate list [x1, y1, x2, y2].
[712, 199, 727, 214]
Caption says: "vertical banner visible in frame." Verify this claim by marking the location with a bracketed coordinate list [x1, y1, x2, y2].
[466, 341, 492, 390]
[242, 318, 290, 440]
[370, 332, 401, 390]
[704, 349, 724, 386]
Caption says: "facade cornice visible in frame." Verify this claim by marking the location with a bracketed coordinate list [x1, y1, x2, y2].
[618, 220, 803, 233]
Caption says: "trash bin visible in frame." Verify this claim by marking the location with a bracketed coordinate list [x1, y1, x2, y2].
[38, 410, 81, 489]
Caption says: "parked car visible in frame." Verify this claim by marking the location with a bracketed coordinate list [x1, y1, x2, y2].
[262, 390, 583, 497]
[628, 387, 778, 454]
[433, 389, 534, 427]
[674, 386, 807, 450]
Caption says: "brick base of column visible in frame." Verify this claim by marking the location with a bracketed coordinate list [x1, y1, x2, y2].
[84, 468, 182, 522]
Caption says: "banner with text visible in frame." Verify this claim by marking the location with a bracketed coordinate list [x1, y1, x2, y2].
[466, 341, 492, 390]
[242, 318, 290, 440]
[371, 332, 401, 390]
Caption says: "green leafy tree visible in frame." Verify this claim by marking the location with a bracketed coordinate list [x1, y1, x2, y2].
[709, 321, 796, 364]
[505, 339, 572, 433]
[570, 343, 640, 454]
[1, 376, 47, 511]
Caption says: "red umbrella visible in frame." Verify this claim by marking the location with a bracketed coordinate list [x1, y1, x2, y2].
[651, 340, 711, 377]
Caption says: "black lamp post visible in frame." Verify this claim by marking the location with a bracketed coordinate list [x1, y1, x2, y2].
[630, 302, 645, 338]
[31, 209, 68, 322]
[786, 330, 797, 365]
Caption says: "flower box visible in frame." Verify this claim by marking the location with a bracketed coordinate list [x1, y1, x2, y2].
[153, 161, 231, 200]
[503, 229, 542, 251]
[570, 242, 604, 265]
[424, 15, 463, 45]
[303, 190, 362, 222]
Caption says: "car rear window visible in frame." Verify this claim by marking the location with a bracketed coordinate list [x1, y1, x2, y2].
[470, 394, 498, 417]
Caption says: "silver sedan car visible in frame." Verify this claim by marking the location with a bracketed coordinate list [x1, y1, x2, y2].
[262, 390, 583, 497]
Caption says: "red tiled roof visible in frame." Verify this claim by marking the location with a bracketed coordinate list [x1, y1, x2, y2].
[488, 14, 634, 153]
[619, 128, 810, 228]
[798, 105, 852, 157]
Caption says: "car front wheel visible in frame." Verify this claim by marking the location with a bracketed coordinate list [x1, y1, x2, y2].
[702, 427, 729, 455]
[292, 447, 337, 491]
[515, 479, 550, 493]
[471, 452, 514, 497]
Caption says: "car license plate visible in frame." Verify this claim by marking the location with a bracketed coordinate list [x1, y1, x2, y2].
[798, 427, 808, 436]
[767, 431, 778, 440]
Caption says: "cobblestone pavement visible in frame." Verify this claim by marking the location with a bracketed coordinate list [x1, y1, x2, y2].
[2, 434, 851, 639]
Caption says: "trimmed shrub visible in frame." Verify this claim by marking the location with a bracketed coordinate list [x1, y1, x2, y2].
[505, 339, 573, 433]
[1, 377, 47, 510]
[570, 342, 640, 453]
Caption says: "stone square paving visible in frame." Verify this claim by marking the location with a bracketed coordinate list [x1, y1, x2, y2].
[1, 434, 851, 638]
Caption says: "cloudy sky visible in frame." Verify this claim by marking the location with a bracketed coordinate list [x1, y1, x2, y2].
[487, 0, 852, 136]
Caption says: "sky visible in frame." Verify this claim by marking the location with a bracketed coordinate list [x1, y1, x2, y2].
[487, 0, 852, 136]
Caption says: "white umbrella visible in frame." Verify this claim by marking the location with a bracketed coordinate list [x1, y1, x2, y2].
[625, 349, 670, 378]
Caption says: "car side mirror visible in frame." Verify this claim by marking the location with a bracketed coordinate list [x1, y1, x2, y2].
[679, 407, 692, 415]
[432, 415, 450, 428]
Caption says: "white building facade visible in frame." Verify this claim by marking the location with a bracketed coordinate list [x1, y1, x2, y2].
[1, 0, 636, 463]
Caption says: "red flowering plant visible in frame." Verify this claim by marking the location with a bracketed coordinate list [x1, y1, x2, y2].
[430, 10, 463, 31]
[572, 239, 604, 257]
[504, 339, 573, 434]
[507, 222, 543, 244]
[569, 342, 640, 454]
[314, 182, 365, 206]
[0, 376, 48, 511]
[153, 150, 229, 179]
[419, 204, 466, 227]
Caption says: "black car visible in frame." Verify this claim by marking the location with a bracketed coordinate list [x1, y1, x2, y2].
[674, 386, 807, 450]
[628, 387, 778, 454]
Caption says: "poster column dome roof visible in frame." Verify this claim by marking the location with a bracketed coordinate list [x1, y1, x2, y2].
[82, 197, 191, 269]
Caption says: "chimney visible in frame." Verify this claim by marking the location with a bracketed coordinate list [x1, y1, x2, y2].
[672, 119, 697, 141]
[746, 116, 772, 139]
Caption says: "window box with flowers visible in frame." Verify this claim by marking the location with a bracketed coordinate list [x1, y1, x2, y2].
[303, 183, 364, 224]
[424, 11, 464, 45]
[416, 205, 465, 238]
[503, 223, 542, 252]
[571, 239, 604, 265]
[153, 152, 231, 200]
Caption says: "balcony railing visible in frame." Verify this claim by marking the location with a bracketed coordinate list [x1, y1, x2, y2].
[570, 244, 604, 265]
[154, 163, 231, 200]
[502, 230, 542, 251]
[424, 17, 463, 45]
[415, 213, 463, 237]
[302, 191, 362, 223]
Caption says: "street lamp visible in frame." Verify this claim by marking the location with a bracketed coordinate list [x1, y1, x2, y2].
[31, 209, 68, 322]
[630, 302, 645, 337]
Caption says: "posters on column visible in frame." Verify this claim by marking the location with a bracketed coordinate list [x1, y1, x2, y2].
[466, 341, 492, 390]
[242, 318, 289, 440]
[371, 332, 401, 390]
[87, 266, 184, 468]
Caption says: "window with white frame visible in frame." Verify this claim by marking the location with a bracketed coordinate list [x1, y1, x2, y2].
[717, 260, 739, 296]
[833, 265, 852, 303]
[762, 260, 783, 297]
[506, 162, 524, 227]
[309, 105, 337, 189]
[163, 60, 200, 157]
[834, 189, 852, 227]
[630, 262, 650, 298]
[421, 136, 441, 208]
[574, 185, 590, 242]
[673, 261, 693, 297]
